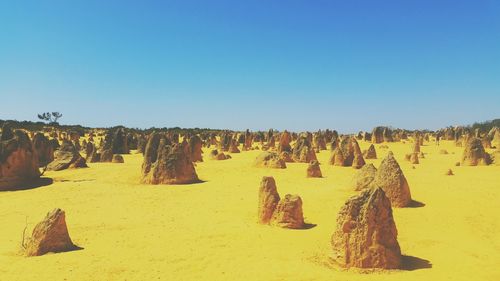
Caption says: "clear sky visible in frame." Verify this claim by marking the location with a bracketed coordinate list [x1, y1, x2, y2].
[1, 0, 499, 132]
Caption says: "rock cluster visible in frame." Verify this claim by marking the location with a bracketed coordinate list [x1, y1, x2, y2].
[141, 133, 200, 184]
[461, 138, 491, 166]
[46, 140, 88, 171]
[292, 133, 317, 163]
[254, 152, 286, 169]
[329, 137, 365, 169]
[257, 176, 304, 229]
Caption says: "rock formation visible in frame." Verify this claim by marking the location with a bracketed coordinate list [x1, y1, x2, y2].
[98, 147, 113, 162]
[209, 149, 231, 160]
[228, 139, 241, 153]
[351, 141, 366, 169]
[257, 176, 281, 224]
[409, 152, 419, 164]
[254, 152, 286, 169]
[363, 144, 377, 159]
[331, 187, 401, 269]
[101, 127, 129, 157]
[371, 127, 385, 144]
[25, 209, 78, 256]
[141, 134, 200, 184]
[270, 194, 304, 229]
[258, 176, 305, 229]
[306, 160, 322, 178]
[491, 129, 500, 149]
[352, 163, 377, 191]
[413, 140, 420, 153]
[374, 152, 412, 207]
[461, 138, 491, 166]
[86, 142, 101, 163]
[292, 133, 317, 163]
[112, 154, 124, 163]
[219, 132, 232, 152]
[277, 131, 292, 153]
[46, 140, 88, 171]
[313, 133, 327, 151]
[243, 129, 253, 151]
[188, 135, 203, 162]
[33, 133, 54, 167]
[329, 137, 365, 168]
[0, 124, 40, 190]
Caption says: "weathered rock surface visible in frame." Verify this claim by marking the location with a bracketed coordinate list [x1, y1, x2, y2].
[0, 125, 40, 190]
[46, 140, 88, 171]
[352, 163, 377, 191]
[461, 138, 491, 166]
[306, 160, 322, 178]
[254, 152, 286, 169]
[33, 133, 54, 167]
[188, 135, 203, 162]
[363, 144, 377, 159]
[258, 176, 305, 229]
[270, 194, 305, 229]
[25, 209, 78, 256]
[292, 134, 317, 163]
[141, 134, 200, 184]
[257, 176, 281, 224]
[331, 187, 401, 269]
[374, 152, 412, 207]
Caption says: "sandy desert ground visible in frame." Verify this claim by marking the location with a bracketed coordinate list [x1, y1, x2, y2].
[0, 140, 499, 281]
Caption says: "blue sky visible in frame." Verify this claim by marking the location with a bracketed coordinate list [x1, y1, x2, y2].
[1, 0, 499, 132]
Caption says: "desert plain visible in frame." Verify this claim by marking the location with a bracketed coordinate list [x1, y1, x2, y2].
[0, 125, 499, 281]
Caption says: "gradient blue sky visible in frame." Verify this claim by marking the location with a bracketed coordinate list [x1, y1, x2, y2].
[1, 0, 499, 132]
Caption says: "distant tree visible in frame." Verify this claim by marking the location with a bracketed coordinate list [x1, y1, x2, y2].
[37, 112, 63, 125]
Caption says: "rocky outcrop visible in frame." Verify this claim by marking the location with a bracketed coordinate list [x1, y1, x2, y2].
[209, 149, 231, 160]
[331, 187, 401, 269]
[254, 152, 286, 169]
[306, 160, 322, 178]
[461, 138, 491, 166]
[141, 134, 200, 184]
[277, 131, 292, 153]
[257, 176, 304, 229]
[0, 124, 40, 190]
[257, 176, 280, 224]
[329, 137, 365, 168]
[188, 135, 203, 162]
[32, 133, 54, 167]
[351, 163, 377, 191]
[46, 140, 88, 171]
[292, 133, 317, 163]
[374, 152, 412, 207]
[270, 194, 304, 229]
[25, 209, 78, 256]
[363, 144, 377, 159]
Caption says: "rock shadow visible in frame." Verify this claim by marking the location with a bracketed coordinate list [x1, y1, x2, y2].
[407, 200, 425, 208]
[401, 255, 432, 271]
[0, 177, 53, 192]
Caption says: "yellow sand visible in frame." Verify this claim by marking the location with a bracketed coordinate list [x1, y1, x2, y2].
[0, 140, 499, 281]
